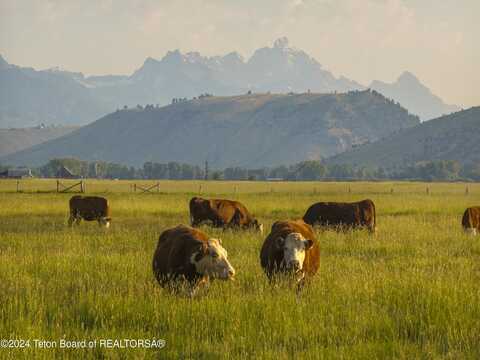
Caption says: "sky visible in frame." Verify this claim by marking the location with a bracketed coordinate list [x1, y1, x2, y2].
[0, 0, 478, 107]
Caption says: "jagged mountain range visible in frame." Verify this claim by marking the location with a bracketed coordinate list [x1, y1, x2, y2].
[0, 38, 459, 128]
[0, 91, 420, 168]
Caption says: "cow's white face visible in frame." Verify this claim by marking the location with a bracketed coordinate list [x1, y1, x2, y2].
[276, 232, 313, 273]
[191, 239, 235, 280]
[465, 228, 478, 236]
[100, 217, 111, 228]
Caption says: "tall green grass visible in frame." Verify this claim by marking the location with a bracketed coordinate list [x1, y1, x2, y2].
[0, 180, 479, 358]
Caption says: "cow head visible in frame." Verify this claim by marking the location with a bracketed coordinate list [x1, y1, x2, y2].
[190, 238, 236, 280]
[99, 217, 111, 228]
[275, 232, 313, 275]
[252, 219, 264, 234]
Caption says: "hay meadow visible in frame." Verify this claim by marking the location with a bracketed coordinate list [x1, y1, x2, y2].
[0, 179, 479, 359]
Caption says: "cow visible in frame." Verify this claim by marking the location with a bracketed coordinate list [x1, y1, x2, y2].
[462, 206, 480, 236]
[303, 199, 376, 233]
[152, 225, 236, 296]
[260, 220, 320, 291]
[68, 195, 111, 228]
[189, 197, 263, 233]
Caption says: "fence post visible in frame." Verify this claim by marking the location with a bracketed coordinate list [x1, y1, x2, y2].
[80, 181, 85, 193]
[16, 180, 20, 192]
[57, 180, 59, 193]
[134, 184, 137, 192]
[465, 186, 469, 195]
[390, 188, 394, 194]
[426, 186, 430, 195]
[157, 182, 160, 192]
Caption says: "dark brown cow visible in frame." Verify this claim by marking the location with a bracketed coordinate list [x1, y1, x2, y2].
[303, 199, 376, 233]
[189, 197, 263, 233]
[68, 195, 111, 227]
[260, 220, 320, 290]
[462, 206, 480, 236]
[152, 225, 236, 295]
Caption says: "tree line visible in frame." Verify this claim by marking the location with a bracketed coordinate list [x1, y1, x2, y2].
[2, 158, 479, 181]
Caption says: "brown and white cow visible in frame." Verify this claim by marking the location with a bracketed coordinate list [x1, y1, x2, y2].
[68, 195, 111, 228]
[260, 220, 320, 291]
[462, 206, 480, 236]
[303, 199, 376, 233]
[152, 225, 236, 296]
[189, 197, 263, 233]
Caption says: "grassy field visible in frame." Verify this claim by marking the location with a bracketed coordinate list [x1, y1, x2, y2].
[0, 179, 479, 359]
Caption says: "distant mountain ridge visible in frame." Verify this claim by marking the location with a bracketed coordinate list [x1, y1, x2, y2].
[0, 91, 420, 168]
[370, 72, 460, 121]
[327, 107, 480, 168]
[0, 38, 459, 127]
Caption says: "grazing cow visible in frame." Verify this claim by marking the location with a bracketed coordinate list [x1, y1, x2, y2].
[462, 206, 480, 236]
[68, 195, 111, 228]
[189, 197, 263, 233]
[152, 225, 236, 295]
[260, 220, 320, 290]
[303, 199, 376, 233]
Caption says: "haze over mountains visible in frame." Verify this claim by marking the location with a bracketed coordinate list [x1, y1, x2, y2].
[370, 72, 460, 121]
[1, 91, 420, 168]
[328, 107, 480, 168]
[0, 38, 459, 128]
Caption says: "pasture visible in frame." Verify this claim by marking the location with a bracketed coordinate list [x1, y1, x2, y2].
[0, 179, 479, 359]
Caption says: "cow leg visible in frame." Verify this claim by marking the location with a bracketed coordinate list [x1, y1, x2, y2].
[296, 278, 306, 295]
[188, 277, 209, 298]
[68, 215, 75, 227]
[75, 217, 82, 225]
[465, 228, 478, 236]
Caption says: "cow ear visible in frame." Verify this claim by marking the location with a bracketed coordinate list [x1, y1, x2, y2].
[276, 237, 285, 249]
[304, 239, 314, 250]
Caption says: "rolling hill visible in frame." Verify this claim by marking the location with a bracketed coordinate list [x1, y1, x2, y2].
[1, 90, 419, 168]
[0, 126, 78, 158]
[327, 107, 480, 168]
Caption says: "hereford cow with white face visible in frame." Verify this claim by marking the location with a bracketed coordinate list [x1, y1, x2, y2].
[260, 220, 320, 291]
[152, 225, 235, 296]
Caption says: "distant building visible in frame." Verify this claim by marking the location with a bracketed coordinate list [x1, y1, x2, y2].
[0, 167, 33, 178]
[56, 166, 79, 179]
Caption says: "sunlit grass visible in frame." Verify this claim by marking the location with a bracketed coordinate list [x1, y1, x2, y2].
[0, 179, 479, 358]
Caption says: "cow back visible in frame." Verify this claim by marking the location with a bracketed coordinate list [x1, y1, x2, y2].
[70, 196, 109, 220]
